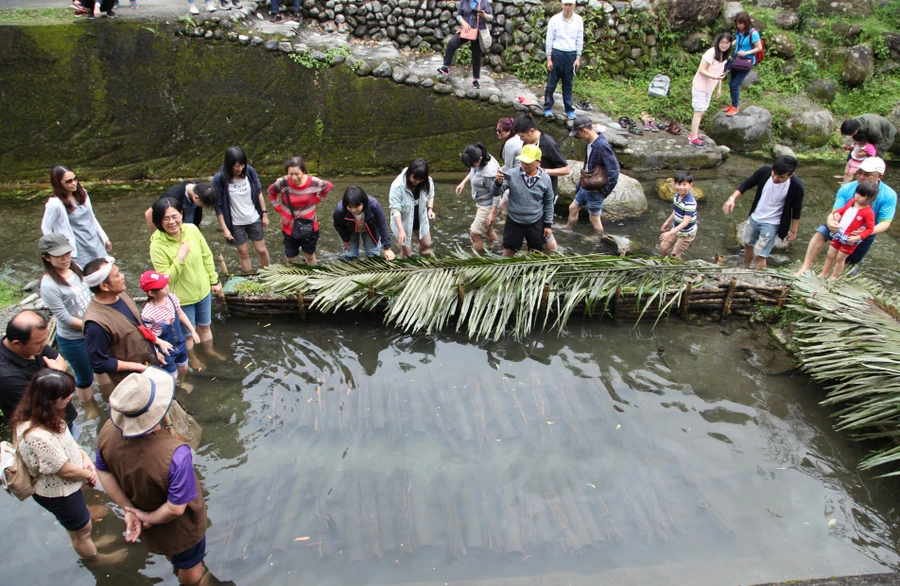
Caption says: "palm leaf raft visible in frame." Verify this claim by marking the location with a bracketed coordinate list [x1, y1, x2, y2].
[218, 252, 791, 339]
[784, 272, 900, 477]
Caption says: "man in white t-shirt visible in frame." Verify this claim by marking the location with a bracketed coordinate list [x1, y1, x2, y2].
[722, 156, 805, 270]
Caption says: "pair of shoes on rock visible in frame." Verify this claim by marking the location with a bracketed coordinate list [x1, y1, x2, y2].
[575, 100, 593, 110]
[722, 105, 740, 116]
[618, 116, 643, 135]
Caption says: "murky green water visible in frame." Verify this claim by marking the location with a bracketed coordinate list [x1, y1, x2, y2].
[1, 154, 899, 585]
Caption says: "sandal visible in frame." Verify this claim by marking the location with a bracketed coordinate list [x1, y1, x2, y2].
[666, 121, 682, 136]
[618, 116, 633, 129]
[628, 124, 644, 136]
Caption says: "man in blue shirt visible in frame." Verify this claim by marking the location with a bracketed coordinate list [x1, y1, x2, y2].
[796, 157, 896, 274]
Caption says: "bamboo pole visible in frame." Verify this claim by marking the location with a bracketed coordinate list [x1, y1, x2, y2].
[408, 381, 426, 435]
[777, 285, 790, 310]
[540, 474, 580, 553]
[418, 381, 459, 451]
[460, 473, 485, 551]
[375, 472, 397, 555]
[356, 380, 372, 436]
[551, 377, 590, 455]
[385, 379, 404, 443]
[391, 469, 416, 554]
[409, 475, 434, 551]
[468, 377, 491, 451]
[438, 472, 467, 559]
[296, 291, 307, 319]
[484, 375, 517, 440]
[217, 253, 229, 275]
[499, 472, 525, 557]
[370, 380, 387, 432]
[680, 282, 692, 318]
[345, 471, 365, 563]
[551, 472, 591, 550]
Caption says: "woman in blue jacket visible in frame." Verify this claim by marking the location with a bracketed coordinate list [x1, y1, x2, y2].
[213, 146, 271, 272]
[333, 186, 395, 261]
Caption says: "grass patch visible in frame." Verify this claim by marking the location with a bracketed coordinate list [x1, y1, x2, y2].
[0, 8, 74, 25]
[0, 280, 21, 309]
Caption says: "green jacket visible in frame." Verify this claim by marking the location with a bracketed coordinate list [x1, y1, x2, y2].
[149, 223, 218, 306]
[855, 114, 897, 156]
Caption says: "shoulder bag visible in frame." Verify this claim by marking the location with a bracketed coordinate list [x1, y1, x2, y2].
[282, 185, 316, 244]
[580, 164, 608, 191]
[730, 31, 754, 71]
[459, 1, 479, 40]
[1, 427, 36, 501]
[477, 1, 492, 52]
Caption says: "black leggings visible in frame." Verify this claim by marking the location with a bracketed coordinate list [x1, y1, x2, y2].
[443, 34, 482, 80]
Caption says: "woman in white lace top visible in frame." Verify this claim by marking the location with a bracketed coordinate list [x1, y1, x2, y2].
[12, 369, 125, 566]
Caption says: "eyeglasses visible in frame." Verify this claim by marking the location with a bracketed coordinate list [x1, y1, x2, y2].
[63, 177, 78, 185]
[495, 129, 503, 134]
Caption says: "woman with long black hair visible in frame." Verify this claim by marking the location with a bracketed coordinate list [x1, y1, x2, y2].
[389, 159, 437, 258]
[41, 166, 111, 270]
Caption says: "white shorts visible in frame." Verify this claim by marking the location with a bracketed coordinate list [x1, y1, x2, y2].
[691, 88, 712, 112]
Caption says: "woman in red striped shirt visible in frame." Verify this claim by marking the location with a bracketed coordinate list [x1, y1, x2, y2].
[267, 157, 333, 265]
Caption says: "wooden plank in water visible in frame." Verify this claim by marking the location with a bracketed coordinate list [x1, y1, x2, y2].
[499, 468, 526, 557]
[345, 471, 366, 563]
[391, 469, 416, 554]
[359, 469, 382, 559]
[409, 474, 434, 551]
[375, 472, 398, 555]
[460, 473, 485, 552]
[540, 474, 581, 553]
[481, 374, 516, 440]
[437, 471, 467, 559]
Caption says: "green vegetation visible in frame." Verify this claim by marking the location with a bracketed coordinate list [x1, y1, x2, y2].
[0, 280, 21, 308]
[0, 8, 73, 25]
[289, 45, 353, 70]
[232, 280, 274, 295]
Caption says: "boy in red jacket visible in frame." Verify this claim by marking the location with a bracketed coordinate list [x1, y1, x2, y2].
[820, 181, 878, 280]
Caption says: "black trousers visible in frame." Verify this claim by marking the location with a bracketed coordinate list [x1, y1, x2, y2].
[443, 33, 482, 80]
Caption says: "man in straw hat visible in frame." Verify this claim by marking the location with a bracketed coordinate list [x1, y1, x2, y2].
[95, 368, 218, 585]
[491, 144, 556, 256]
[82, 257, 172, 390]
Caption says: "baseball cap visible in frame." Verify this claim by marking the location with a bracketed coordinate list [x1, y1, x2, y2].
[569, 116, 593, 136]
[139, 270, 170, 293]
[517, 144, 543, 164]
[38, 233, 74, 256]
[858, 157, 886, 174]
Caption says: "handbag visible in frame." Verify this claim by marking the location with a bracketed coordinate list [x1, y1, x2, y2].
[282, 188, 316, 244]
[731, 56, 753, 71]
[459, 0, 480, 40]
[479, 24, 492, 52]
[580, 164, 608, 191]
[1, 428, 36, 501]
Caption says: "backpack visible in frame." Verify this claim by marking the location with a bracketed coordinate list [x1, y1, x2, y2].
[753, 29, 765, 64]
[1, 428, 36, 501]
[648, 74, 670, 98]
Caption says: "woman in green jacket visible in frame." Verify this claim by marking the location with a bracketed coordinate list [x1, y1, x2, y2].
[149, 197, 224, 368]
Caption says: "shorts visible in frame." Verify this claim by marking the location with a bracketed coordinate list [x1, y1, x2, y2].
[230, 220, 265, 246]
[160, 341, 189, 373]
[55, 335, 94, 389]
[830, 238, 859, 256]
[283, 230, 320, 258]
[815, 223, 876, 265]
[660, 232, 696, 257]
[33, 490, 90, 532]
[744, 217, 779, 258]
[503, 218, 545, 252]
[469, 205, 495, 237]
[691, 88, 712, 112]
[181, 292, 212, 328]
[845, 158, 864, 176]
[574, 186, 606, 216]
[171, 534, 207, 570]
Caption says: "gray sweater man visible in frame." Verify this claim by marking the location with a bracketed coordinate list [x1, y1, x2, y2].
[490, 144, 555, 255]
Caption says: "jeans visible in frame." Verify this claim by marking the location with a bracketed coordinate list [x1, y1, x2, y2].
[270, 0, 299, 14]
[729, 69, 751, 108]
[56, 336, 94, 389]
[544, 49, 576, 114]
[344, 232, 381, 260]
[443, 34, 482, 80]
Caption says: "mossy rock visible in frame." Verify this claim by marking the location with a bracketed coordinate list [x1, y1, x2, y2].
[656, 177, 706, 202]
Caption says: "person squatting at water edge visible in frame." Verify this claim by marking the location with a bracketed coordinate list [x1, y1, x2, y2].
[42, 165, 112, 271]
[95, 368, 230, 586]
[332, 186, 396, 261]
[81, 257, 173, 389]
[457, 142, 501, 254]
[268, 156, 334, 266]
[566, 115, 620, 234]
[795, 156, 897, 275]
[149, 198, 226, 369]
[722, 155, 804, 271]
[491, 144, 555, 257]
[390, 159, 437, 258]
[11, 369, 128, 567]
[213, 146, 271, 273]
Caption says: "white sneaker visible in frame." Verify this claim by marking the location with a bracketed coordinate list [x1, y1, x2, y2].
[189, 4, 199, 13]
[205, 1, 216, 11]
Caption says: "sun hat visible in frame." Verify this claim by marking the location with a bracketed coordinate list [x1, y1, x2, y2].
[858, 157, 886, 175]
[38, 233, 74, 257]
[139, 270, 170, 293]
[569, 115, 594, 136]
[109, 367, 176, 438]
[517, 144, 543, 164]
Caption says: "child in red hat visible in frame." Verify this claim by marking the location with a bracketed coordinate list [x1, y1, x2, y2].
[139, 270, 199, 388]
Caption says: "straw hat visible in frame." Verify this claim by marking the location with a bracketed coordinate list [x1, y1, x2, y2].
[109, 367, 175, 438]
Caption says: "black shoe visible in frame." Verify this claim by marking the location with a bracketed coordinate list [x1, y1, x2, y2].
[104, 9, 118, 16]
[472, 79, 480, 89]
[219, 0, 231, 9]
[437, 65, 449, 75]
[270, 12, 282, 21]
[232, 0, 242, 6]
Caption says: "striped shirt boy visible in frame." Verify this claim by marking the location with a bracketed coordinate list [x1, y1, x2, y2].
[673, 192, 698, 237]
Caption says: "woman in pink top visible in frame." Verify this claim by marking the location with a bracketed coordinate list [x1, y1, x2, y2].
[689, 32, 733, 148]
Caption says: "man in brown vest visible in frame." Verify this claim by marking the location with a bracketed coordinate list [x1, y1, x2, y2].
[82, 257, 172, 389]
[95, 368, 213, 585]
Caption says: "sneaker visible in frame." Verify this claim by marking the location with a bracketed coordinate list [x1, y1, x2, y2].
[232, 0, 242, 6]
[472, 80, 480, 89]
[689, 136, 704, 148]
[104, 9, 118, 16]
[566, 111, 576, 120]
[219, 0, 231, 8]
[722, 105, 732, 112]
[727, 106, 740, 116]
[437, 65, 449, 75]
[270, 12, 282, 20]
[205, 1, 216, 11]
[189, 3, 199, 13]
[544, 109, 553, 118]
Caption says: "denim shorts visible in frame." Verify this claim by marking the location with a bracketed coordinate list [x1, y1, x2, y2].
[744, 217, 779, 258]
[574, 187, 606, 216]
[171, 534, 207, 570]
[181, 292, 212, 328]
[33, 490, 91, 532]
[56, 335, 94, 389]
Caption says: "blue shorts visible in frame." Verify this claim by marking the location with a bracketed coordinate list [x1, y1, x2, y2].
[815, 223, 876, 265]
[574, 187, 606, 216]
[181, 293, 212, 328]
[744, 217, 779, 258]
[171, 534, 207, 570]
[56, 335, 94, 389]
[33, 490, 90, 532]
[160, 341, 189, 374]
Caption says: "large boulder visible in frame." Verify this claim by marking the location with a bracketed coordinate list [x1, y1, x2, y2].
[723, 1, 743, 26]
[800, 38, 827, 66]
[815, 0, 872, 16]
[888, 101, 900, 154]
[884, 32, 900, 60]
[782, 97, 834, 148]
[557, 163, 648, 220]
[682, 32, 711, 53]
[841, 44, 874, 87]
[740, 70, 760, 88]
[656, 178, 706, 202]
[657, 0, 722, 30]
[805, 78, 837, 104]
[706, 106, 773, 152]
[774, 10, 800, 29]
[767, 32, 795, 58]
